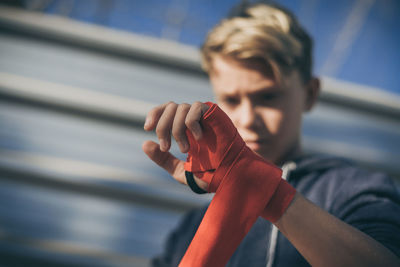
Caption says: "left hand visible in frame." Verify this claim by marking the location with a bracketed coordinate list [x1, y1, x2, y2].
[142, 101, 210, 189]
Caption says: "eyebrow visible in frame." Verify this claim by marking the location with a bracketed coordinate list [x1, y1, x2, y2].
[254, 86, 281, 93]
[233, 86, 281, 97]
[252, 88, 282, 96]
[219, 83, 280, 95]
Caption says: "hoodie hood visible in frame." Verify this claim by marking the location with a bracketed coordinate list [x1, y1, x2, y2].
[282, 153, 353, 182]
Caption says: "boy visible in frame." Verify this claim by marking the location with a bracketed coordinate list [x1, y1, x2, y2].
[143, 2, 400, 266]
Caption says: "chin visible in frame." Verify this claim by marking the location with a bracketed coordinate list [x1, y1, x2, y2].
[252, 148, 274, 162]
[245, 143, 279, 163]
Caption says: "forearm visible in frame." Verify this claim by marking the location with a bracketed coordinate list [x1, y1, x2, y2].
[171, 102, 399, 266]
[274, 193, 400, 267]
[180, 103, 294, 266]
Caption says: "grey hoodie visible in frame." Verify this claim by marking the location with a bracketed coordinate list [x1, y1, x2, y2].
[152, 154, 400, 267]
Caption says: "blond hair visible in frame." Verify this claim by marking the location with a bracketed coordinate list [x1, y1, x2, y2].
[201, 3, 313, 82]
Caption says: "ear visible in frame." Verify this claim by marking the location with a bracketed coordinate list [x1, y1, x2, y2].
[304, 77, 320, 112]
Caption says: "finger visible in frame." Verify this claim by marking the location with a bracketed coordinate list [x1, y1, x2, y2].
[142, 140, 186, 184]
[172, 103, 191, 153]
[144, 102, 169, 131]
[185, 101, 206, 140]
[155, 102, 178, 152]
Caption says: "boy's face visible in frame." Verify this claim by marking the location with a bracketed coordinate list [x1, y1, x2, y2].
[210, 56, 315, 165]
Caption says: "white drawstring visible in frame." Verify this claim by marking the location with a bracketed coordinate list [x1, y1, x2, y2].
[265, 161, 297, 267]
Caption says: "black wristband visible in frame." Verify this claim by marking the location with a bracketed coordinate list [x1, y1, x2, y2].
[185, 171, 207, 194]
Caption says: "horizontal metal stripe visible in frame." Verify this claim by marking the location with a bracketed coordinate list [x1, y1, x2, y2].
[0, 5, 202, 74]
[0, 148, 167, 186]
[0, 163, 206, 213]
[0, 72, 151, 128]
[1, 5, 399, 118]
[0, 230, 150, 266]
[320, 77, 400, 120]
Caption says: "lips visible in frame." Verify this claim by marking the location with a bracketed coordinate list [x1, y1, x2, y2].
[244, 139, 267, 151]
[244, 138, 267, 144]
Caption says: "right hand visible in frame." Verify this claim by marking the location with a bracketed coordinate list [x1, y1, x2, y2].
[142, 101, 210, 189]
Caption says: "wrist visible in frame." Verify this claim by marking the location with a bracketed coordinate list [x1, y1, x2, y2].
[261, 181, 297, 223]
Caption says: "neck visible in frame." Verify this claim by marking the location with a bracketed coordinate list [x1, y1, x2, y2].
[276, 140, 302, 166]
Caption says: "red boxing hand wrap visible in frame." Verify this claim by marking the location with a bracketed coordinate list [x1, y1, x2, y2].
[180, 103, 296, 267]
[184, 102, 239, 188]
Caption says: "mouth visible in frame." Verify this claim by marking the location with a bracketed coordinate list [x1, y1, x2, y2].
[244, 139, 267, 151]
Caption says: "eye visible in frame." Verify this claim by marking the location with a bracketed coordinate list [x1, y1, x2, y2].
[261, 93, 278, 101]
[255, 92, 281, 106]
[222, 96, 240, 106]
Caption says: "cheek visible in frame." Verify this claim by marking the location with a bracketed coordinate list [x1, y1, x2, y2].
[260, 108, 284, 134]
[276, 106, 303, 138]
[218, 103, 238, 124]
[261, 106, 302, 140]
[228, 109, 242, 129]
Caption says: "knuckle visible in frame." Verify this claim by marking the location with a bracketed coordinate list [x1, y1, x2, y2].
[166, 101, 177, 108]
[192, 101, 202, 108]
[172, 129, 184, 141]
[178, 103, 190, 111]
[155, 126, 166, 137]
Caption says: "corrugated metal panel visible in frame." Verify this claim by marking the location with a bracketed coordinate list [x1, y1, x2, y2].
[0, 6, 399, 266]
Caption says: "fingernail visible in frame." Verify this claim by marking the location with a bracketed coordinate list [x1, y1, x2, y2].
[160, 139, 167, 151]
[144, 118, 151, 129]
[180, 142, 188, 152]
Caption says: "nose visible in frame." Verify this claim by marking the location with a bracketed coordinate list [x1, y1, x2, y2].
[236, 99, 260, 129]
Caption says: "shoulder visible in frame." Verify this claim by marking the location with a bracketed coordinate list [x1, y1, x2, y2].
[326, 164, 400, 257]
[292, 155, 400, 213]
[326, 165, 400, 218]
[292, 155, 400, 257]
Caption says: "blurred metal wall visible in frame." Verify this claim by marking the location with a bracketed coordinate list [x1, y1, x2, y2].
[0, 6, 399, 267]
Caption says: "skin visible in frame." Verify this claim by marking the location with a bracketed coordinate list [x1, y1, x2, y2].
[142, 56, 400, 266]
[209, 56, 316, 165]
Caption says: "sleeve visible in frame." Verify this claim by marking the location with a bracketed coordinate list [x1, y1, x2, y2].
[151, 207, 207, 267]
[329, 167, 400, 257]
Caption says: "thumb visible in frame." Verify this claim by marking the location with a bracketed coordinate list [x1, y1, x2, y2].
[142, 140, 186, 185]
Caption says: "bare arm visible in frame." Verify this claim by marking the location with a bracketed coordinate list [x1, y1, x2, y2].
[274, 193, 400, 267]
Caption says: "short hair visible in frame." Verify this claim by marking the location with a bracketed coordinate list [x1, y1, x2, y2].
[201, 1, 313, 83]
